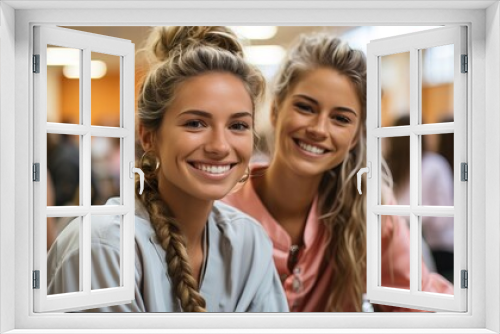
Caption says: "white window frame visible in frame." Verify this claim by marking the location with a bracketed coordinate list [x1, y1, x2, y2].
[365, 26, 467, 312]
[1, 1, 499, 333]
[32, 25, 136, 313]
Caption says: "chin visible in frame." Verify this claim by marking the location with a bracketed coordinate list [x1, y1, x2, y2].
[193, 185, 234, 201]
[289, 158, 329, 177]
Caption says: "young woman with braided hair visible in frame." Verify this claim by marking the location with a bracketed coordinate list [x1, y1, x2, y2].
[47, 26, 288, 312]
[223, 33, 453, 312]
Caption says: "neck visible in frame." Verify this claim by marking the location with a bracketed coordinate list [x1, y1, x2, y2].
[254, 157, 323, 241]
[157, 179, 212, 249]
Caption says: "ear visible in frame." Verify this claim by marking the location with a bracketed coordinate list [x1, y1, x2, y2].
[139, 123, 155, 152]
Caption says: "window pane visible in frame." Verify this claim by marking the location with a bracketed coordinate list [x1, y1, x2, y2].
[47, 134, 81, 206]
[91, 52, 120, 127]
[91, 137, 121, 205]
[47, 216, 81, 295]
[380, 215, 410, 290]
[47, 45, 81, 124]
[382, 136, 410, 205]
[420, 134, 454, 206]
[421, 216, 454, 293]
[91, 215, 121, 290]
[421, 44, 454, 124]
[381, 52, 410, 127]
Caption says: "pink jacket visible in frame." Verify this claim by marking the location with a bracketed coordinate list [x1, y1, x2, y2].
[223, 164, 453, 312]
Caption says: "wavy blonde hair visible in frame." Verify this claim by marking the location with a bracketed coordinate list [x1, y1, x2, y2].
[135, 26, 265, 312]
[272, 33, 368, 312]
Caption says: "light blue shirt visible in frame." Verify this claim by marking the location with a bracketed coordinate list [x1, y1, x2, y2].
[47, 197, 289, 312]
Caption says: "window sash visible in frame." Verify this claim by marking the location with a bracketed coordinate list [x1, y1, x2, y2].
[366, 25, 467, 312]
[32, 25, 136, 313]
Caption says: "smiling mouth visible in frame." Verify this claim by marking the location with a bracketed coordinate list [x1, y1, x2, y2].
[190, 162, 235, 175]
[294, 139, 330, 155]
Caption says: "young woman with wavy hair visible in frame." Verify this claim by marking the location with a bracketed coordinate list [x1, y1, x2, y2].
[223, 33, 453, 312]
[47, 26, 288, 312]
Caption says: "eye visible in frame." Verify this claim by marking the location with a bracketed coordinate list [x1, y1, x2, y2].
[294, 102, 314, 113]
[332, 114, 351, 124]
[183, 120, 206, 129]
[229, 122, 250, 131]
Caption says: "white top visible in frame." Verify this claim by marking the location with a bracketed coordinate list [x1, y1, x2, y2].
[398, 152, 454, 252]
[47, 197, 289, 312]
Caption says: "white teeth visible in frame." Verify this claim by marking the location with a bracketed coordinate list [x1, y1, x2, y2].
[298, 141, 326, 155]
[194, 163, 231, 175]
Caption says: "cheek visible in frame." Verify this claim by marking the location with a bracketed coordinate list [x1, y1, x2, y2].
[342, 127, 359, 151]
[232, 134, 254, 160]
[277, 113, 301, 138]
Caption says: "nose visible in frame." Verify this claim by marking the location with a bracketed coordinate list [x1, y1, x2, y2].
[204, 127, 230, 158]
[306, 114, 328, 141]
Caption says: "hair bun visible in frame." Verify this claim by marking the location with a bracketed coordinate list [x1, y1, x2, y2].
[145, 26, 243, 63]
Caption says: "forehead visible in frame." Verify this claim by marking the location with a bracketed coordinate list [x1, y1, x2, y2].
[170, 72, 253, 114]
[291, 67, 359, 101]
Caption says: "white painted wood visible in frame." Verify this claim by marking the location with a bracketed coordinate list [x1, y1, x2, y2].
[6, 5, 491, 333]
[485, 3, 500, 333]
[372, 205, 454, 217]
[0, 2, 17, 333]
[46, 123, 129, 137]
[372, 123, 454, 137]
[366, 25, 467, 312]
[3, 0, 497, 10]
[33, 25, 135, 313]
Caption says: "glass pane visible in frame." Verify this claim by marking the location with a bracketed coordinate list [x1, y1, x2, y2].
[420, 134, 454, 206]
[91, 52, 120, 127]
[421, 45, 454, 124]
[91, 215, 121, 290]
[91, 137, 121, 205]
[421, 216, 454, 294]
[381, 52, 410, 127]
[47, 45, 80, 124]
[380, 215, 410, 290]
[47, 134, 81, 206]
[382, 137, 410, 205]
[47, 216, 81, 295]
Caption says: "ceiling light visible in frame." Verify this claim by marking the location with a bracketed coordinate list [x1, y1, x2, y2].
[243, 45, 286, 66]
[63, 61, 107, 79]
[229, 26, 277, 40]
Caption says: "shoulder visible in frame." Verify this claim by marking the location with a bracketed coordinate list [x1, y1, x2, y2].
[54, 198, 153, 254]
[211, 201, 272, 250]
[212, 200, 264, 231]
[423, 152, 450, 170]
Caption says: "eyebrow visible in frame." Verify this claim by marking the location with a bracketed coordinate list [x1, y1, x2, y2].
[178, 110, 253, 119]
[293, 94, 358, 117]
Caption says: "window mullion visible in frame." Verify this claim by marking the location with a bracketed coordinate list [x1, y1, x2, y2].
[409, 47, 419, 295]
[81, 47, 92, 294]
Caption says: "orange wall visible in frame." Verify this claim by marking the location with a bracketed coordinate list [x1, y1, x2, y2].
[59, 72, 143, 126]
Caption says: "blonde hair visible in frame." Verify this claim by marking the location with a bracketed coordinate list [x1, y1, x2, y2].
[136, 26, 265, 312]
[272, 33, 368, 312]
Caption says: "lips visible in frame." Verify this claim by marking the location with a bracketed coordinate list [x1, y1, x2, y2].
[293, 139, 331, 156]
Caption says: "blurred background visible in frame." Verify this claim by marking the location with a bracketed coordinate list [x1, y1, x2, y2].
[46, 26, 455, 283]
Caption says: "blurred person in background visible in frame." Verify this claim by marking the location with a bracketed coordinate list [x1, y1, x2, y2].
[386, 115, 454, 282]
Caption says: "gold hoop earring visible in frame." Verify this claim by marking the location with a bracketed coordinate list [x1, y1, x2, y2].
[238, 166, 251, 183]
[140, 150, 160, 173]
